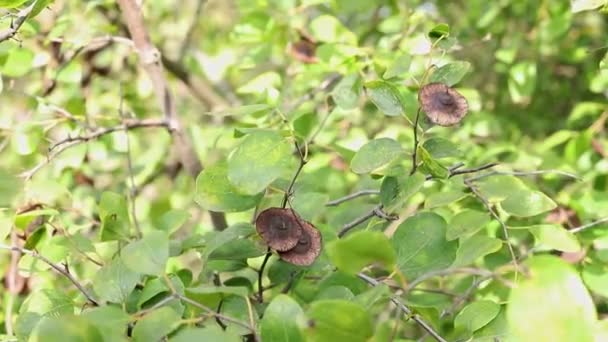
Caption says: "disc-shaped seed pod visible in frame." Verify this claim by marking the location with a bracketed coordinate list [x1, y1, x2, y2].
[255, 208, 302, 251]
[418, 82, 469, 126]
[278, 219, 322, 266]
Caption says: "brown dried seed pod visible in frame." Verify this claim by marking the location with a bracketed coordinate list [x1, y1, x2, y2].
[278, 219, 322, 266]
[418, 82, 469, 126]
[255, 208, 302, 251]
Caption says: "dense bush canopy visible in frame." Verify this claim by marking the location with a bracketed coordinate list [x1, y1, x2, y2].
[0, 0, 607, 341]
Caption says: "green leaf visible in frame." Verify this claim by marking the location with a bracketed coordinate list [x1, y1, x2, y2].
[309, 15, 357, 44]
[507, 256, 597, 342]
[29, 315, 104, 342]
[327, 231, 396, 274]
[186, 285, 249, 298]
[227, 130, 293, 194]
[582, 262, 608, 298]
[383, 54, 412, 79]
[261, 295, 305, 342]
[2, 47, 35, 77]
[455, 300, 501, 332]
[353, 284, 390, 309]
[571, 0, 607, 13]
[381, 172, 426, 212]
[424, 190, 468, 209]
[305, 300, 373, 342]
[138, 276, 184, 308]
[121, 230, 169, 276]
[500, 190, 557, 217]
[132, 307, 181, 342]
[155, 209, 190, 234]
[30, 0, 53, 17]
[171, 326, 240, 342]
[98, 191, 130, 241]
[291, 192, 329, 221]
[201, 223, 257, 260]
[508, 61, 537, 104]
[208, 238, 266, 260]
[393, 212, 458, 279]
[529, 224, 581, 252]
[0, 169, 23, 207]
[422, 137, 461, 159]
[351, 138, 403, 174]
[16, 289, 75, 341]
[447, 210, 491, 240]
[93, 257, 141, 304]
[365, 80, 405, 116]
[82, 306, 130, 342]
[475, 176, 527, 202]
[203, 104, 273, 117]
[332, 74, 361, 110]
[195, 162, 263, 212]
[452, 235, 502, 267]
[0, 0, 27, 7]
[429, 61, 471, 86]
[418, 146, 449, 179]
[429, 23, 450, 39]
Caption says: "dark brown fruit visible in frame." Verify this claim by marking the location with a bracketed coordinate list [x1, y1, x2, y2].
[255, 208, 302, 251]
[418, 82, 469, 126]
[278, 219, 322, 266]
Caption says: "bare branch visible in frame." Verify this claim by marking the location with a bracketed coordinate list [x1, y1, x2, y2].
[0, 1, 36, 43]
[338, 204, 397, 238]
[20, 118, 168, 180]
[357, 273, 447, 342]
[410, 107, 422, 175]
[177, 294, 257, 333]
[466, 169, 581, 182]
[116, 0, 227, 230]
[404, 267, 494, 293]
[570, 216, 608, 234]
[464, 178, 519, 275]
[326, 190, 380, 207]
[0, 244, 99, 306]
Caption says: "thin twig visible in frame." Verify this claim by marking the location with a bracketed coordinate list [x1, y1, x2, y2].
[282, 141, 307, 208]
[49, 118, 169, 152]
[326, 190, 380, 207]
[466, 169, 581, 182]
[0, 1, 37, 42]
[410, 107, 422, 175]
[177, 294, 257, 333]
[404, 267, 494, 293]
[464, 179, 519, 277]
[338, 204, 397, 238]
[19, 118, 168, 180]
[570, 217, 608, 233]
[357, 273, 447, 342]
[119, 87, 142, 238]
[0, 244, 99, 306]
[178, 0, 207, 60]
[447, 162, 499, 178]
[257, 250, 272, 303]
[284, 73, 342, 113]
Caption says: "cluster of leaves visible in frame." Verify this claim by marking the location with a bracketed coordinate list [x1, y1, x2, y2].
[0, 0, 608, 341]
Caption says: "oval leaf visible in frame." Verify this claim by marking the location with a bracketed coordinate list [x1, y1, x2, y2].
[501, 190, 556, 217]
[365, 80, 405, 116]
[327, 231, 396, 274]
[195, 162, 263, 212]
[393, 212, 457, 279]
[261, 295, 305, 342]
[306, 300, 373, 342]
[228, 130, 293, 194]
[351, 138, 403, 174]
[507, 256, 597, 342]
[121, 230, 169, 276]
